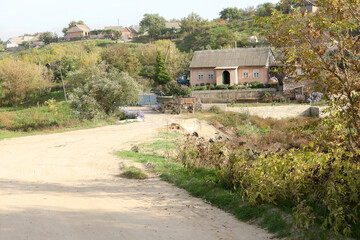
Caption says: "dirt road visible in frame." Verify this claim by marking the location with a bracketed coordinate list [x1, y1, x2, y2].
[0, 107, 271, 240]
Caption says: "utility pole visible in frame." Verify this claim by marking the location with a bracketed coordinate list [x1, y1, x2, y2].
[59, 67, 68, 102]
[164, 44, 170, 63]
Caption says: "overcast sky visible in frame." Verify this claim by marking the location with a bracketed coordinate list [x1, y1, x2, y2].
[0, 0, 278, 41]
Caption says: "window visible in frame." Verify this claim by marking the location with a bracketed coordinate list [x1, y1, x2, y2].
[253, 69, 260, 78]
[198, 72, 204, 80]
[208, 71, 214, 80]
[243, 70, 249, 79]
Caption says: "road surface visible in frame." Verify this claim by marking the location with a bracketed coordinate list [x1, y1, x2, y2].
[0, 107, 271, 240]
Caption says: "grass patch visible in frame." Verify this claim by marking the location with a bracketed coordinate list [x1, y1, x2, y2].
[0, 101, 121, 141]
[120, 166, 148, 179]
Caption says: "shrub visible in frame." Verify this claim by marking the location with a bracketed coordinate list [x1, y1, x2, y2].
[69, 68, 141, 120]
[159, 82, 192, 97]
[200, 83, 205, 86]
[216, 85, 229, 90]
[261, 92, 273, 102]
[206, 83, 211, 86]
[209, 105, 221, 114]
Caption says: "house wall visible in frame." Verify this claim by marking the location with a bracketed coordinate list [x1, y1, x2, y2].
[237, 67, 268, 84]
[67, 31, 89, 40]
[190, 68, 217, 86]
[215, 69, 237, 85]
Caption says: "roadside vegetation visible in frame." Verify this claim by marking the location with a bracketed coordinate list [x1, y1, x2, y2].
[117, 120, 351, 239]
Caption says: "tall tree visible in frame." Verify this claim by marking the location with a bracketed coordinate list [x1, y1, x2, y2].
[154, 51, 171, 85]
[255, 2, 276, 17]
[39, 32, 58, 45]
[262, 0, 360, 150]
[180, 13, 206, 34]
[219, 7, 243, 21]
[139, 14, 166, 39]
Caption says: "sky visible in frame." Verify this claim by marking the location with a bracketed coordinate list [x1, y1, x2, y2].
[0, 0, 278, 41]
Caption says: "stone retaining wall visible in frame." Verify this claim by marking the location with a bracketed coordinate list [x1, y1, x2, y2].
[192, 89, 277, 103]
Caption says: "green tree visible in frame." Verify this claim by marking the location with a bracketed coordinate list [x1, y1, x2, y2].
[0, 59, 50, 105]
[39, 32, 58, 45]
[180, 13, 206, 34]
[68, 66, 141, 119]
[262, 0, 360, 150]
[255, 2, 276, 17]
[219, 7, 244, 21]
[139, 14, 166, 39]
[154, 51, 171, 85]
[62, 20, 85, 36]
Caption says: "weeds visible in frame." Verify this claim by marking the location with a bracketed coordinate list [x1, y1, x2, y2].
[120, 166, 148, 179]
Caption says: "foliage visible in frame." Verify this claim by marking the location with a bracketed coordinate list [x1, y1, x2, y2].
[154, 51, 171, 85]
[0, 58, 50, 105]
[180, 13, 206, 34]
[120, 166, 148, 179]
[139, 13, 166, 39]
[39, 32, 58, 45]
[0, 101, 76, 132]
[255, 2, 276, 17]
[52, 55, 79, 82]
[158, 81, 191, 97]
[101, 44, 140, 78]
[68, 67, 141, 119]
[219, 7, 245, 21]
[261, 0, 360, 150]
[209, 105, 221, 114]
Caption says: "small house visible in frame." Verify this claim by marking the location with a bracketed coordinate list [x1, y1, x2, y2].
[66, 24, 90, 40]
[189, 48, 275, 86]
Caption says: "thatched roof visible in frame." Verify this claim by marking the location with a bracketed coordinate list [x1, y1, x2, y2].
[190, 48, 275, 68]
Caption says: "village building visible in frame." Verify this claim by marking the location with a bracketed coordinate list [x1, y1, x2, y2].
[6, 34, 40, 49]
[165, 22, 181, 32]
[189, 48, 275, 86]
[66, 24, 90, 40]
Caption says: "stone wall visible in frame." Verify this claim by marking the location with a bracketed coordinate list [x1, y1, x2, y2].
[192, 88, 277, 103]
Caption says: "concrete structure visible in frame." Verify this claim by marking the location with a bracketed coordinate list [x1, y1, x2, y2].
[191, 88, 277, 103]
[66, 25, 90, 40]
[189, 48, 275, 86]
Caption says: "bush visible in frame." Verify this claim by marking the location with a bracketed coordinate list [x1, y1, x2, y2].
[69, 68, 141, 120]
[158, 82, 192, 97]
[200, 83, 205, 86]
[216, 85, 229, 90]
[209, 105, 221, 114]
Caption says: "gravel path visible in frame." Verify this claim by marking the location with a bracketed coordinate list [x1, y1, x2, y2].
[0, 107, 271, 240]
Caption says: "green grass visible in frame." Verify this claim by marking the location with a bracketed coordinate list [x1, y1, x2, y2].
[120, 166, 148, 179]
[0, 101, 121, 141]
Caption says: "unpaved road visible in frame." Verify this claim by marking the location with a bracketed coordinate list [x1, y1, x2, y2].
[0, 107, 271, 240]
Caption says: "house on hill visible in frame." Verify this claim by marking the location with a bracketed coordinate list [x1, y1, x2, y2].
[189, 48, 275, 86]
[6, 35, 40, 49]
[66, 24, 90, 40]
